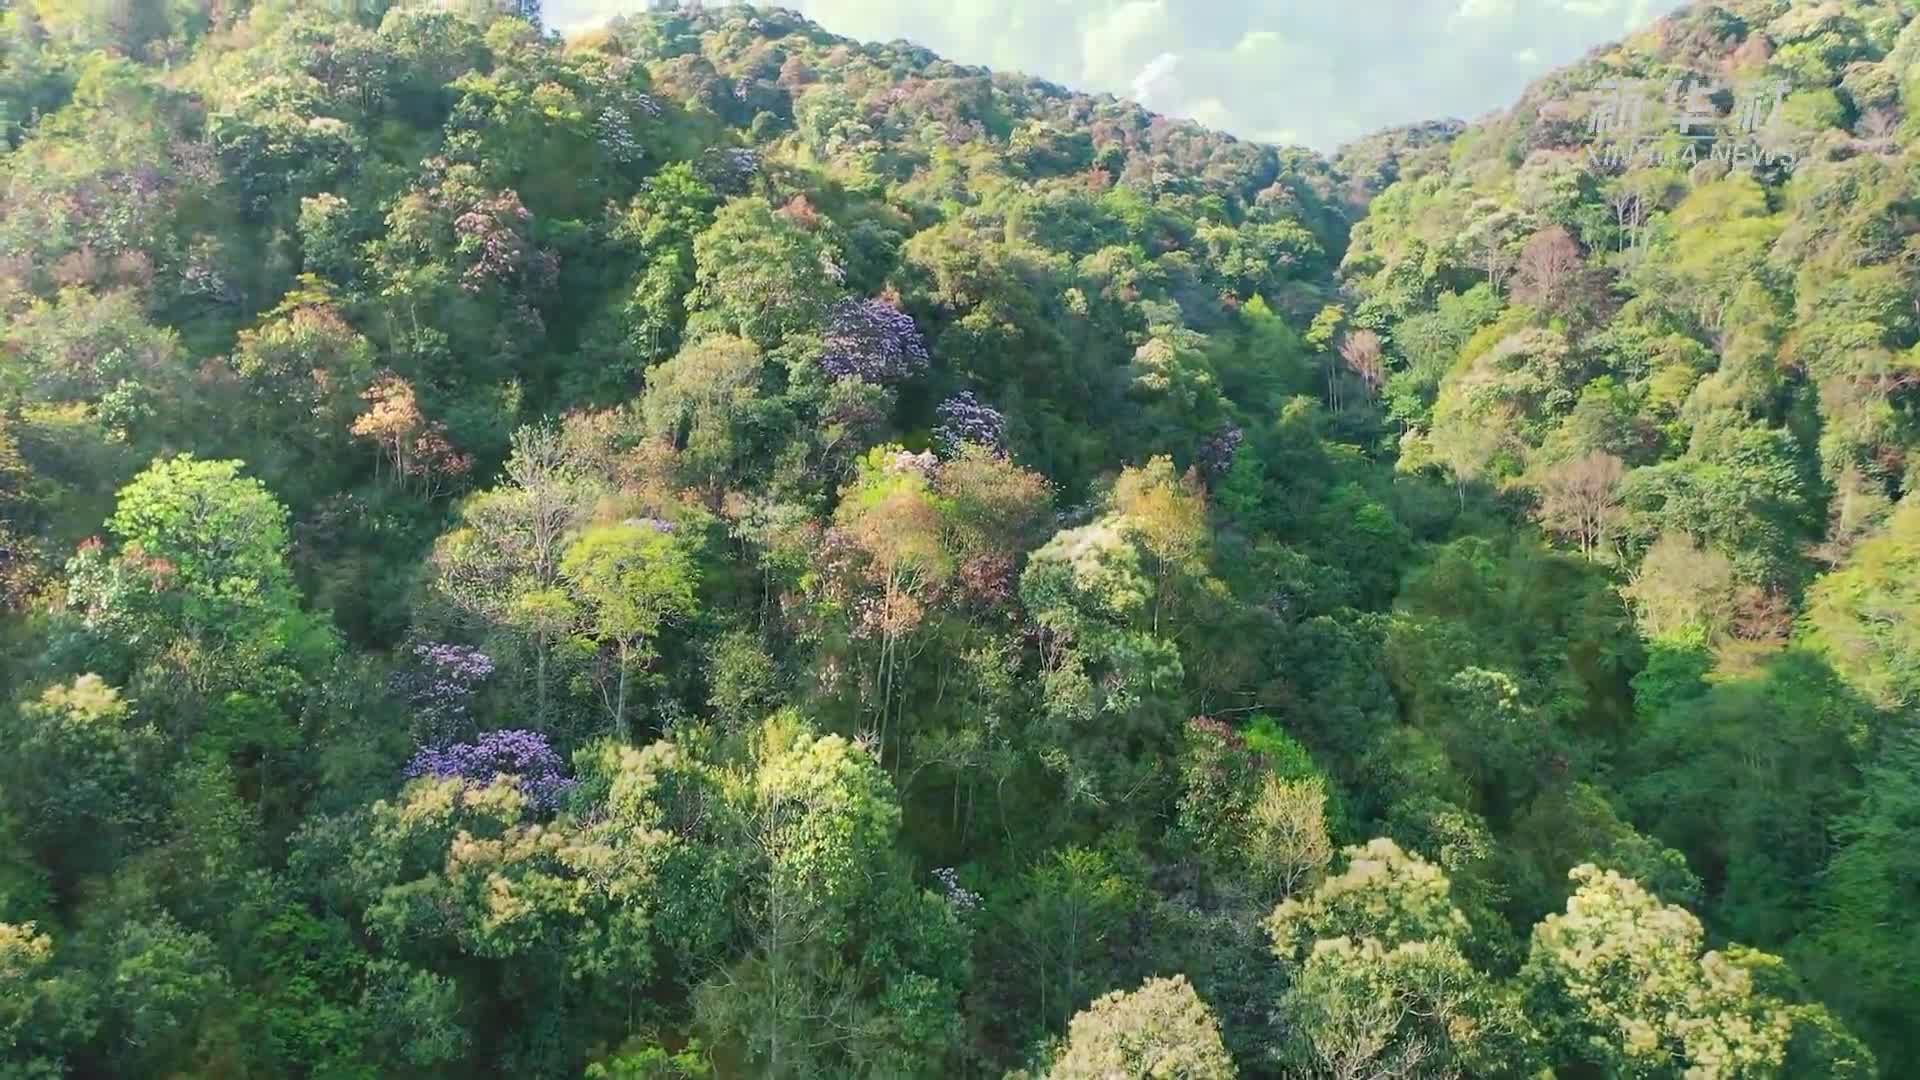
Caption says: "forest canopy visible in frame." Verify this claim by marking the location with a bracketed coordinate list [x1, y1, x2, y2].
[0, 0, 1917, 1077]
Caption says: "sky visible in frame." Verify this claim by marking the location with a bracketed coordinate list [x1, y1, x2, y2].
[549, 1, 1692, 152]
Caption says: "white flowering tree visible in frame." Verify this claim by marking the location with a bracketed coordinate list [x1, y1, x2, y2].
[1047, 975, 1235, 1079]
[1520, 865, 1872, 1079]
[1266, 839, 1541, 1078]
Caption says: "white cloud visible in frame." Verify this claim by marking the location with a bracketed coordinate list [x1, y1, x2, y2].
[1131, 52, 1182, 109]
[1561, 0, 1620, 18]
[1234, 29, 1280, 55]
[547, 0, 1690, 150]
[1080, 1, 1172, 87]
[1184, 96, 1240, 132]
[1456, 0, 1516, 20]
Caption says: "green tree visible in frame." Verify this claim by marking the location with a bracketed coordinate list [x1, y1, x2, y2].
[93, 913, 232, 1077]
[577, 163, 720, 396]
[0, 675, 159, 888]
[1625, 652, 1876, 947]
[586, 1037, 713, 1079]
[640, 335, 781, 491]
[1020, 519, 1184, 816]
[1805, 498, 1920, 708]
[688, 197, 843, 349]
[319, 735, 741, 1073]
[0, 921, 88, 1078]
[77, 454, 295, 635]
[697, 716, 965, 1077]
[64, 454, 324, 704]
[1003, 845, 1142, 1032]
[1797, 729, 1920, 1071]
[3, 288, 187, 442]
[426, 423, 601, 722]
[560, 521, 700, 739]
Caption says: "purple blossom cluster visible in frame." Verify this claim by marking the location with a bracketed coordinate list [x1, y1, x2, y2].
[417, 641, 495, 681]
[819, 299, 930, 383]
[181, 242, 238, 304]
[454, 191, 534, 292]
[391, 642, 494, 743]
[593, 78, 662, 167]
[404, 729, 575, 811]
[624, 87, 664, 118]
[623, 516, 677, 534]
[933, 391, 1007, 455]
[1198, 424, 1244, 476]
[594, 110, 645, 166]
[933, 867, 980, 913]
[696, 147, 760, 193]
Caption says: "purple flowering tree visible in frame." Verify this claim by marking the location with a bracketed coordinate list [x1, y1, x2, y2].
[933, 391, 1007, 455]
[819, 299, 930, 383]
[404, 729, 575, 811]
[1198, 425, 1244, 476]
[453, 190, 547, 294]
[933, 867, 981, 914]
[696, 146, 760, 193]
[593, 66, 662, 166]
[391, 641, 495, 743]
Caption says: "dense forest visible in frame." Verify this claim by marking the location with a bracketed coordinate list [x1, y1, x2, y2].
[0, 0, 1917, 1074]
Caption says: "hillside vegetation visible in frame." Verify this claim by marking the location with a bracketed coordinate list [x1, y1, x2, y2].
[0, 0, 1914, 1076]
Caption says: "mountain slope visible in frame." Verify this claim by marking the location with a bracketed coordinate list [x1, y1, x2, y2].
[1341, 0, 1920, 1067]
[0, 1, 1910, 1077]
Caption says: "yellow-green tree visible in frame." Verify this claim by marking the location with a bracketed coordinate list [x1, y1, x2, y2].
[1047, 975, 1235, 1080]
[1521, 865, 1872, 1079]
[560, 521, 699, 738]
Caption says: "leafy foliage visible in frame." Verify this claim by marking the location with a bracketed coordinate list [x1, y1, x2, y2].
[1046, 975, 1235, 1080]
[0, 0, 1909, 1075]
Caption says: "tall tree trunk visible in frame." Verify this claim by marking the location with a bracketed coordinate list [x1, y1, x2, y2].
[535, 638, 549, 724]
[615, 640, 630, 741]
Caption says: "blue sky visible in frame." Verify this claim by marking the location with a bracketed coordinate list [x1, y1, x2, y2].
[549, 1, 1689, 151]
